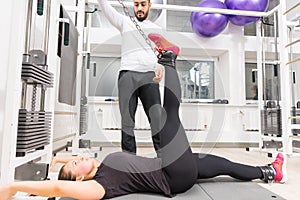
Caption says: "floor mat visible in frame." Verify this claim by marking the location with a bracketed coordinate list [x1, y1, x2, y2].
[198, 177, 286, 200]
[59, 177, 286, 200]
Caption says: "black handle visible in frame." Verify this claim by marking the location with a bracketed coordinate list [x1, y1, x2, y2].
[293, 71, 296, 84]
[87, 53, 90, 69]
[252, 71, 256, 83]
[93, 63, 97, 77]
[274, 64, 278, 77]
[64, 23, 69, 46]
[37, 0, 44, 15]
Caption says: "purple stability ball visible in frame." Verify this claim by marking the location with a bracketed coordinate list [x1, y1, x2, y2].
[225, 0, 269, 26]
[191, 0, 229, 37]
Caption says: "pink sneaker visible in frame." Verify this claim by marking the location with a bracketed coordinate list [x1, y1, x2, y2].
[272, 153, 288, 183]
[148, 33, 180, 55]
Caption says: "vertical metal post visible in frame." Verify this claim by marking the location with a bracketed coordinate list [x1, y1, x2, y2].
[24, 0, 33, 55]
[40, 0, 51, 111]
[273, 11, 280, 108]
[257, 27, 262, 149]
[288, 26, 296, 107]
[40, 86, 46, 111]
[21, 0, 34, 109]
[21, 81, 28, 109]
[277, 0, 292, 155]
[261, 23, 267, 108]
[43, 0, 51, 56]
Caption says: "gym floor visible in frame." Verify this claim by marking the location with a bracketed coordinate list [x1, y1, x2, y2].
[52, 146, 300, 200]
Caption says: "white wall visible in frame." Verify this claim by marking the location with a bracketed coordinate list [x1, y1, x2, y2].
[0, 0, 27, 183]
[85, 1, 300, 145]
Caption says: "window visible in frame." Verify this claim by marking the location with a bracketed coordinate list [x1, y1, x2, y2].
[245, 63, 281, 101]
[177, 60, 215, 100]
[88, 57, 215, 100]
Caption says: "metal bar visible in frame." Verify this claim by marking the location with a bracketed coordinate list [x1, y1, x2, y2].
[256, 20, 264, 150]
[277, 1, 293, 155]
[89, 0, 269, 17]
[288, 27, 296, 107]
[290, 135, 300, 139]
[285, 39, 300, 48]
[40, 86, 46, 111]
[283, 2, 300, 15]
[24, 0, 33, 54]
[54, 111, 78, 115]
[274, 11, 280, 107]
[21, 81, 28, 109]
[262, 23, 267, 107]
[266, 5, 280, 17]
[287, 57, 300, 65]
[289, 116, 300, 119]
[43, 0, 51, 55]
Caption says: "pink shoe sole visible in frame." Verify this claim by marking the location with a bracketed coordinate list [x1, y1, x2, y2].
[272, 153, 288, 183]
[148, 33, 180, 55]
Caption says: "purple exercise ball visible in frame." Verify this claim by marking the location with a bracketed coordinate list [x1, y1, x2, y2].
[191, 0, 229, 38]
[225, 0, 269, 26]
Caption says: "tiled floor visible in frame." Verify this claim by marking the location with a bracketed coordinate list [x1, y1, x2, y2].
[56, 145, 300, 200]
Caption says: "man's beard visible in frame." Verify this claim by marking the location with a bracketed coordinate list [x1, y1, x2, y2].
[135, 10, 149, 22]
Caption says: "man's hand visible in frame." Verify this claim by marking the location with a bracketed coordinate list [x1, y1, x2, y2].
[153, 67, 164, 82]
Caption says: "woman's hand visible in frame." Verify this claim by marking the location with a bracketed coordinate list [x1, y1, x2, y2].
[0, 184, 16, 200]
[49, 156, 57, 172]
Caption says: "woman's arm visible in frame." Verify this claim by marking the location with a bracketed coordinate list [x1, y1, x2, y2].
[49, 156, 81, 171]
[0, 180, 105, 200]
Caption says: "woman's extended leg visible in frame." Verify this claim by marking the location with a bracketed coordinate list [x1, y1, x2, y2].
[193, 153, 262, 181]
[193, 153, 287, 183]
[148, 34, 198, 194]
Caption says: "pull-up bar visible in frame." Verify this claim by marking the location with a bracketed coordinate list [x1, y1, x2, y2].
[87, 0, 280, 18]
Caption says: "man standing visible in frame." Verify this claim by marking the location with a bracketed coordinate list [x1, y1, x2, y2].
[97, 0, 163, 156]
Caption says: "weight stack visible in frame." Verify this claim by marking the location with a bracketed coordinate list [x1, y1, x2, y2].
[22, 60, 53, 87]
[17, 50, 54, 156]
[261, 107, 282, 137]
[80, 97, 88, 136]
[17, 110, 51, 157]
[291, 106, 300, 135]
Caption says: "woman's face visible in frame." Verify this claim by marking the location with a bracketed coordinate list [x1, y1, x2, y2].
[64, 157, 95, 179]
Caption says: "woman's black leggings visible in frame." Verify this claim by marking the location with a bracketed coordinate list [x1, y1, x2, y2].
[159, 53, 263, 194]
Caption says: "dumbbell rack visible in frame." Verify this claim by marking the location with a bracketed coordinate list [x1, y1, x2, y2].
[17, 50, 53, 157]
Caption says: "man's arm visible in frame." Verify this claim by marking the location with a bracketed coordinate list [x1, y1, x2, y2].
[0, 180, 105, 200]
[97, 0, 124, 30]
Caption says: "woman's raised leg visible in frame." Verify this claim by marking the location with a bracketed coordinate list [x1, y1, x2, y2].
[149, 33, 197, 193]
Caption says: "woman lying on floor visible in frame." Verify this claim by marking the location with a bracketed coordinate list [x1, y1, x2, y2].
[0, 34, 287, 200]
